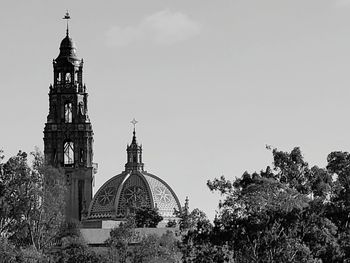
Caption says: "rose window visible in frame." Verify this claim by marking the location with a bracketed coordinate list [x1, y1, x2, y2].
[154, 185, 172, 204]
[98, 187, 115, 206]
[124, 186, 148, 207]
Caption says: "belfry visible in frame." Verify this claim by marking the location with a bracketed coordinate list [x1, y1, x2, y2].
[43, 12, 96, 221]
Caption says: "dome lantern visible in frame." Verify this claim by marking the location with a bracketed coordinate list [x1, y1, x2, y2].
[125, 119, 144, 172]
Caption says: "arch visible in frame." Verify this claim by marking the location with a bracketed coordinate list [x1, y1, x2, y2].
[87, 172, 128, 219]
[64, 102, 73, 123]
[56, 72, 60, 83]
[80, 148, 84, 163]
[115, 172, 154, 215]
[64, 140, 74, 166]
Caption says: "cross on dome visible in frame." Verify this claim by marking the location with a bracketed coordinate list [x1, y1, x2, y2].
[131, 118, 138, 131]
[129, 118, 139, 147]
[63, 10, 71, 36]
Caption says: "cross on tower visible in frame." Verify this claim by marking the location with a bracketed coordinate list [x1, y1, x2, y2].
[131, 118, 138, 131]
[63, 11, 71, 36]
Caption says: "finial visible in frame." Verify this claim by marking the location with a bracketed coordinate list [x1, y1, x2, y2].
[185, 196, 189, 209]
[131, 118, 138, 135]
[63, 10, 71, 36]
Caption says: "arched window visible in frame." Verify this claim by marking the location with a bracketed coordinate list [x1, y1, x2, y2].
[65, 72, 71, 83]
[64, 141, 74, 165]
[56, 72, 62, 83]
[64, 102, 72, 123]
[75, 72, 79, 83]
[80, 148, 84, 163]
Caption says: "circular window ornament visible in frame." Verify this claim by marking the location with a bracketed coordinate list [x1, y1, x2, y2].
[154, 185, 172, 204]
[124, 186, 148, 207]
[98, 187, 115, 206]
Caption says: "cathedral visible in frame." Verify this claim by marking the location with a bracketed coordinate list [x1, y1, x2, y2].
[43, 14, 180, 228]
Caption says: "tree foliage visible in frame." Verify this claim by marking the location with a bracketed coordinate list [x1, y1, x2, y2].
[48, 220, 104, 263]
[131, 231, 181, 263]
[105, 216, 136, 263]
[182, 147, 350, 262]
[0, 236, 18, 263]
[0, 149, 67, 258]
[106, 216, 181, 263]
[174, 197, 211, 233]
[5, 146, 350, 262]
[0, 150, 66, 262]
[134, 206, 163, 228]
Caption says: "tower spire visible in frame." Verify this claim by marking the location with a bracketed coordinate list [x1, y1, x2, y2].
[63, 10, 71, 36]
[131, 118, 138, 143]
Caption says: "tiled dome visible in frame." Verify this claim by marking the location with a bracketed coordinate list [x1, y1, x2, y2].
[86, 170, 180, 220]
[85, 127, 181, 224]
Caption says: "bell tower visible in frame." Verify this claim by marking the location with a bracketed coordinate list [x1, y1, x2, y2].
[43, 12, 96, 221]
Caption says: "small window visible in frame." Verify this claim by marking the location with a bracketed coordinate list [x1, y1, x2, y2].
[52, 149, 57, 164]
[80, 149, 84, 163]
[64, 103, 72, 123]
[75, 72, 79, 83]
[64, 141, 74, 165]
[65, 73, 71, 83]
[56, 72, 62, 83]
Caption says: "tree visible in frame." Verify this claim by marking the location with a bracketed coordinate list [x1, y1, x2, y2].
[106, 216, 180, 263]
[134, 206, 163, 228]
[326, 151, 350, 259]
[181, 147, 346, 262]
[206, 173, 315, 262]
[131, 231, 181, 263]
[0, 149, 66, 253]
[0, 236, 17, 263]
[48, 220, 103, 263]
[166, 219, 177, 228]
[105, 216, 136, 263]
[29, 149, 67, 251]
[175, 197, 211, 233]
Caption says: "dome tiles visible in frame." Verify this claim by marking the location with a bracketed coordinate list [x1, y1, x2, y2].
[85, 128, 181, 223]
[86, 170, 180, 221]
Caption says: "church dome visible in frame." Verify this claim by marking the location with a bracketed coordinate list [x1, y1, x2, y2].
[60, 35, 76, 51]
[55, 35, 80, 64]
[86, 170, 181, 220]
[85, 126, 181, 223]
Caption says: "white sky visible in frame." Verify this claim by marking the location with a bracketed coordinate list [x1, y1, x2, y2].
[1, 0, 350, 220]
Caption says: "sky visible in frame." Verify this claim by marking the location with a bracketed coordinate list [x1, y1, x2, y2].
[2, 0, 350, 220]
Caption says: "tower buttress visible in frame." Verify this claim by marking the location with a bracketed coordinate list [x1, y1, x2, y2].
[43, 13, 96, 221]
